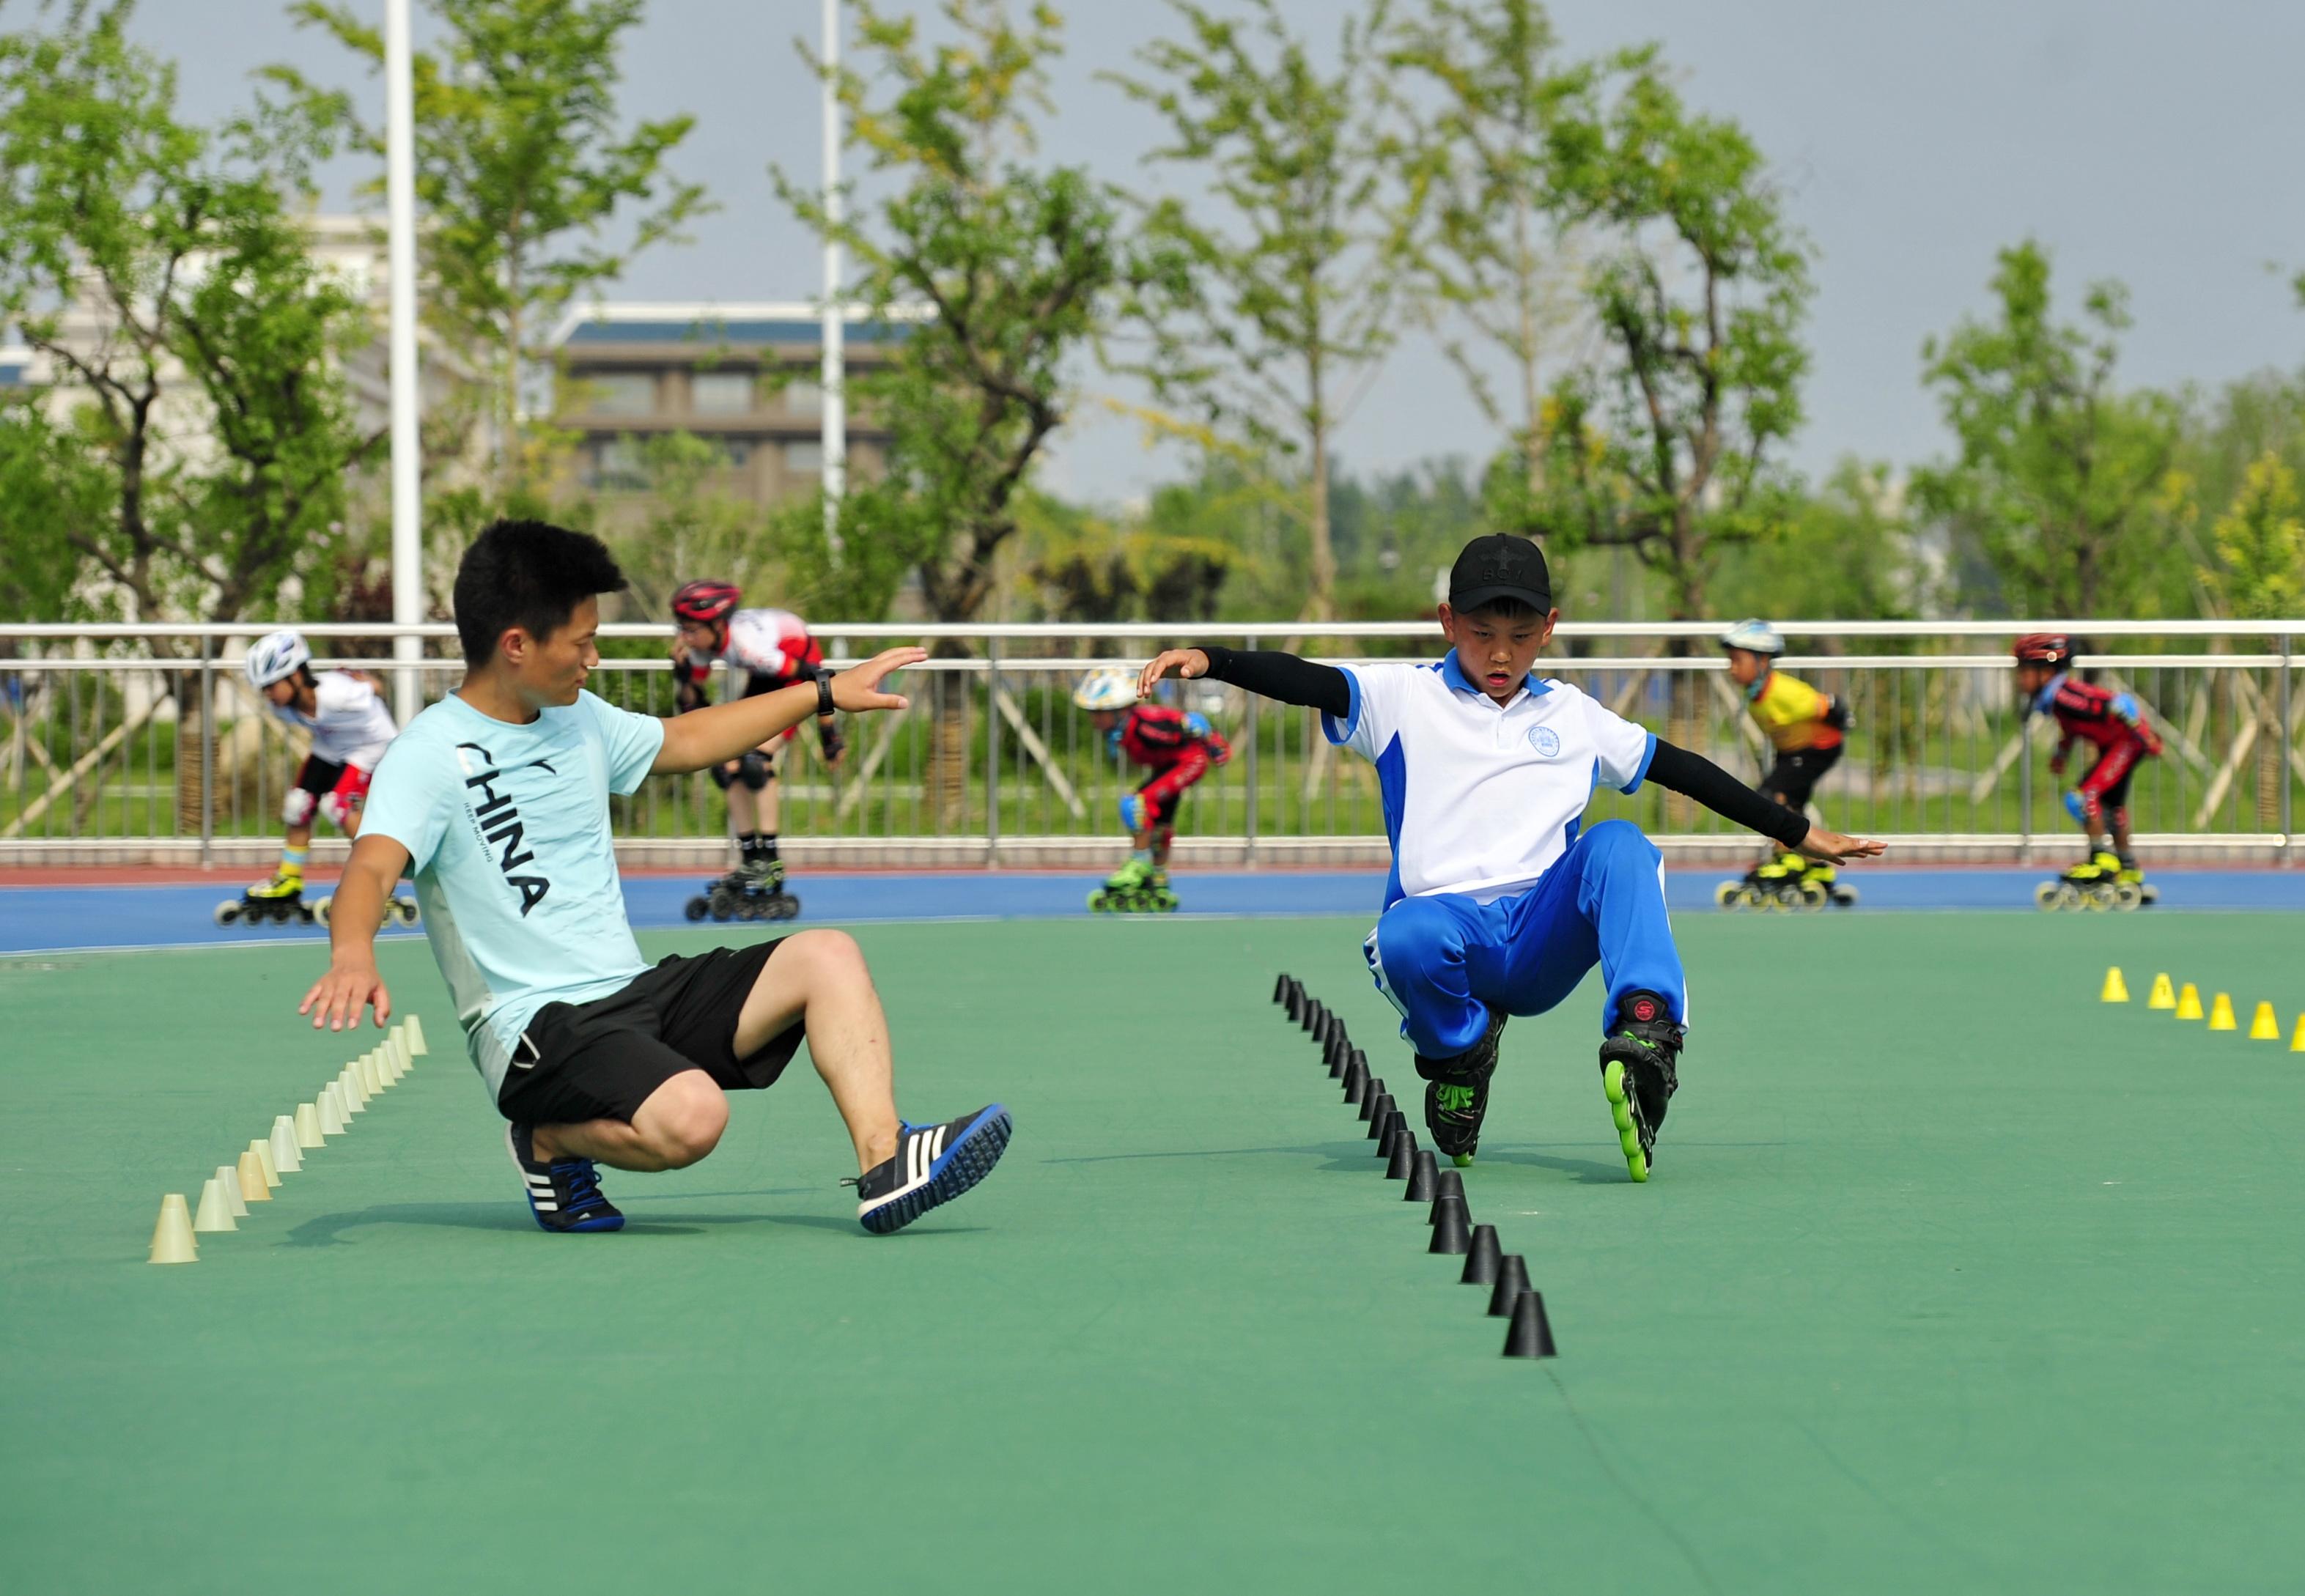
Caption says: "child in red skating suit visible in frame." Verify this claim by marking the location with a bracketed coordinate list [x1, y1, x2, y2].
[2015, 633, 2162, 907]
[1072, 670, 1231, 912]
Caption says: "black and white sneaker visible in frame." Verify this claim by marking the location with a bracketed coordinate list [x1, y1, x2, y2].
[847, 1106, 1012, 1235]
[506, 1123, 624, 1233]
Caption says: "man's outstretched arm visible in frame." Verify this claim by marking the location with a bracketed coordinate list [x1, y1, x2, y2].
[300, 831, 411, 1031]
[1137, 645, 1352, 717]
[654, 646, 923, 775]
[1645, 741, 1886, 865]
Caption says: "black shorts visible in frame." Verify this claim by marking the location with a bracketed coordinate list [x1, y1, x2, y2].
[295, 754, 347, 794]
[1758, 745, 1841, 810]
[495, 941, 805, 1126]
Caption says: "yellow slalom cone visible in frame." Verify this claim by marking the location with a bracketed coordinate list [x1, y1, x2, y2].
[236, 1150, 271, 1204]
[407, 1013, 429, 1056]
[2290, 1013, 2305, 1052]
[2101, 967, 2129, 1002]
[2209, 993, 2238, 1031]
[295, 1101, 326, 1148]
[269, 1115, 303, 1173]
[2175, 983, 2204, 1020]
[193, 1175, 238, 1233]
[212, 1164, 248, 1219]
[2249, 1002, 2280, 1041]
[150, 1194, 198, 1263]
[2147, 972, 2175, 1010]
[316, 1088, 346, 1137]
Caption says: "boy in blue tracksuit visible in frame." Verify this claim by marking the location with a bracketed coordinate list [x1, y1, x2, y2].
[1138, 535, 1884, 1179]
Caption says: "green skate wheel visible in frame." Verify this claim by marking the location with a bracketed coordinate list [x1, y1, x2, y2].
[1799, 880, 1828, 909]
[1714, 881, 1739, 907]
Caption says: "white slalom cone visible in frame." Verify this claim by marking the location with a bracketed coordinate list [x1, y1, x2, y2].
[193, 1176, 238, 1233]
[150, 1194, 198, 1263]
[295, 1101, 326, 1147]
[248, 1137, 281, 1188]
[213, 1164, 248, 1218]
[338, 1067, 366, 1113]
[406, 1013, 429, 1056]
[362, 1050, 384, 1095]
[236, 1150, 271, 1204]
[316, 1088, 346, 1137]
[387, 1031, 409, 1081]
[269, 1116, 303, 1174]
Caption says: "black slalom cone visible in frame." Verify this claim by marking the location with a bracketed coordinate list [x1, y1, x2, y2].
[1487, 1255, 1531, 1317]
[1356, 1082, 1379, 1121]
[1274, 972, 1291, 1004]
[1434, 1169, 1465, 1205]
[1376, 1110, 1398, 1157]
[1343, 1062, 1368, 1105]
[1428, 1192, 1467, 1230]
[1404, 1149, 1437, 1202]
[1385, 1128, 1417, 1178]
[1460, 1224, 1500, 1285]
[1286, 986, 1305, 1024]
[1502, 1291, 1557, 1359]
[1365, 1095, 1395, 1138]
[1429, 1200, 1471, 1255]
[1304, 1000, 1324, 1036]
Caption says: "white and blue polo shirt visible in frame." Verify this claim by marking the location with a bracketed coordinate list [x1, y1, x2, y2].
[1324, 654, 1656, 909]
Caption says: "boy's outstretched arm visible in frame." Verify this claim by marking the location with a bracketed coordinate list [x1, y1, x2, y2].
[1646, 740, 1887, 865]
[654, 646, 922, 775]
[1137, 646, 1351, 717]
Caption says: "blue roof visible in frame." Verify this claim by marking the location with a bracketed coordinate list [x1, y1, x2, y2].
[564, 317, 907, 347]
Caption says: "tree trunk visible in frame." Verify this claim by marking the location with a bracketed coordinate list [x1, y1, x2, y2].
[2259, 702, 2280, 831]
[923, 640, 972, 832]
[1308, 426, 1334, 623]
[173, 673, 210, 840]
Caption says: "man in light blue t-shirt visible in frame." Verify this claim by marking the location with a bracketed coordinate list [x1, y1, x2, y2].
[300, 518, 1011, 1236]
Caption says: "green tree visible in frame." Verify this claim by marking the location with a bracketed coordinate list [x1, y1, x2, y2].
[1384, 0, 1585, 544]
[276, 0, 709, 506]
[0, 2, 377, 827]
[1532, 48, 1812, 623]
[1110, 0, 1412, 623]
[1707, 460, 1916, 624]
[597, 432, 775, 621]
[773, 0, 1156, 819]
[1913, 241, 2181, 617]
[2199, 451, 2305, 825]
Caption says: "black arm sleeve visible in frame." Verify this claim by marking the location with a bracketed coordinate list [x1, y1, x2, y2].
[1645, 739, 1812, 849]
[1195, 645, 1353, 719]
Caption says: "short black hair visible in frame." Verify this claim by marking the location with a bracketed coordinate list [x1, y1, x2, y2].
[1459, 595, 1543, 623]
[453, 518, 627, 667]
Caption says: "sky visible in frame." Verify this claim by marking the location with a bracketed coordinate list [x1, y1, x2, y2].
[130, 0, 2305, 506]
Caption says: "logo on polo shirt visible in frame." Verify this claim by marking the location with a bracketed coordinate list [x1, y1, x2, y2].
[1527, 725, 1560, 757]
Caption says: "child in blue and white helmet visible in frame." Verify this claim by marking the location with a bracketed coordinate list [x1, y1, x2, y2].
[239, 629, 399, 912]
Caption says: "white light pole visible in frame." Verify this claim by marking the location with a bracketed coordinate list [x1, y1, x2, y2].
[820, 0, 846, 558]
[386, 0, 423, 722]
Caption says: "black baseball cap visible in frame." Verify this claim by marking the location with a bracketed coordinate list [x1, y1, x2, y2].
[1447, 534, 1552, 613]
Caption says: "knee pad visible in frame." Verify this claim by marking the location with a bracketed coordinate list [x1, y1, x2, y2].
[2078, 788, 2104, 824]
[281, 786, 317, 827]
[709, 753, 773, 792]
[317, 788, 355, 830]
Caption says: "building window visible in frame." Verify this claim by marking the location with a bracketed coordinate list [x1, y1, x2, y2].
[783, 440, 823, 475]
[691, 371, 755, 415]
[720, 438, 753, 468]
[594, 438, 647, 491]
[584, 372, 656, 416]
[783, 378, 824, 418]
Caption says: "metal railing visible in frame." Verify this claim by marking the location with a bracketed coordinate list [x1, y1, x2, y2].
[1, 620, 2296, 869]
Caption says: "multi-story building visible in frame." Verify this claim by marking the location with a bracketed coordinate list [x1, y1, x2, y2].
[548, 301, 906, 510]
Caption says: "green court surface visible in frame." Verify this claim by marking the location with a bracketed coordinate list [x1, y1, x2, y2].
[4, 913, 2303, 1594]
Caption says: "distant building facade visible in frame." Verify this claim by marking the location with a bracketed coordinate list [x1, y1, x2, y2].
[548, 302, 907, 509]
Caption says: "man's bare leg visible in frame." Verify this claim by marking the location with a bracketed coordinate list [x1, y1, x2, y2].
[529, 930, 898, 1176]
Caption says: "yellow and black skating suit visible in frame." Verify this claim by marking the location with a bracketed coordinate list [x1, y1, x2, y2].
[1744, 669, 1845, 809]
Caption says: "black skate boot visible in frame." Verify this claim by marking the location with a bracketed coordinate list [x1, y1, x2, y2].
[1598, 989, 1683, 1183]
[1414, 1006, 1507, 1168]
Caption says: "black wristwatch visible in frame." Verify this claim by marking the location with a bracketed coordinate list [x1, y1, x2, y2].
[815, 670, 837, 717]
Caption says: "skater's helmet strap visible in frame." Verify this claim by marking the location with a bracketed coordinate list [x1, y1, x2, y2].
[1074, 670, 1137, 712]
[245, 629, 311, 690]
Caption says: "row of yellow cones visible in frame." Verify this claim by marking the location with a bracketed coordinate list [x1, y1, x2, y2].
[148, 1014, 431, 1264]
[2101, 967, 2305, 1046]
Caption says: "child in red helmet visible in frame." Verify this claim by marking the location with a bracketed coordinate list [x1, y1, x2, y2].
[2013, 633, 2162, 909]
[671, 581, 844, 920]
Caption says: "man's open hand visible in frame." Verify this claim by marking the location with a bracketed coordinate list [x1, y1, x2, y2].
[830, 647, 926, 714]
[300, 953, 391, 1032]
[1796, 829, 1887, 865]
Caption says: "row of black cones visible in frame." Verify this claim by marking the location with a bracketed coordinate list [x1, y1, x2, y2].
[1275, 971, 1557, 1359]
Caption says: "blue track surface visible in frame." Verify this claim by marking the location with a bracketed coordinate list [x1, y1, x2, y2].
[1, 867, 2299, 956]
